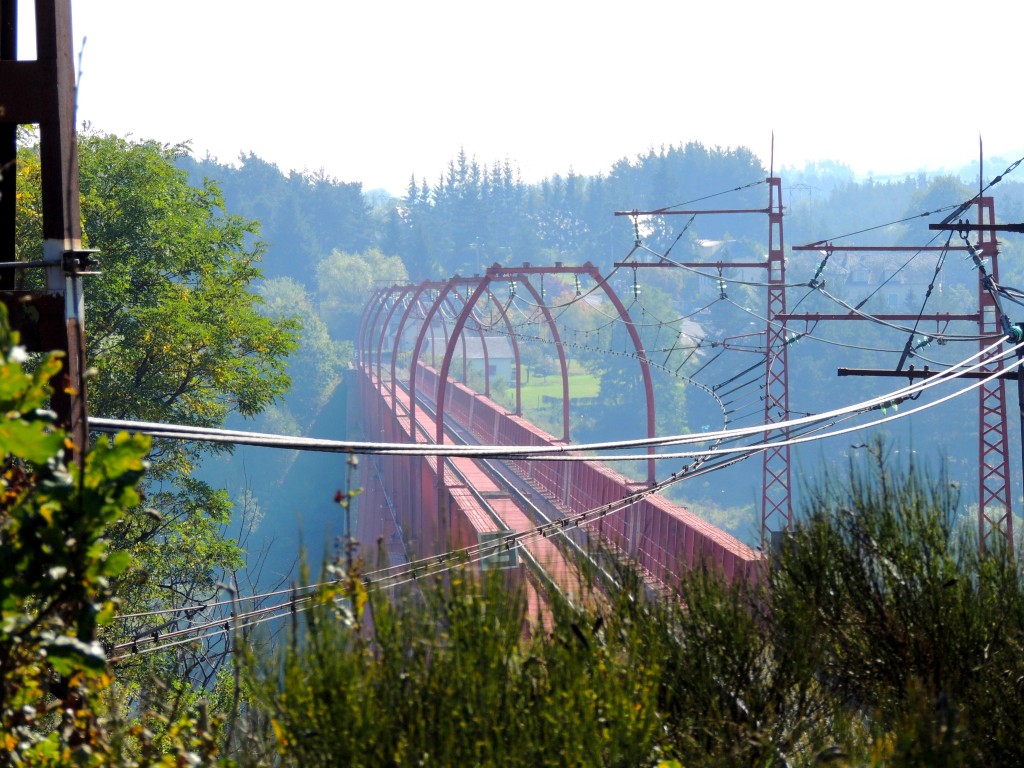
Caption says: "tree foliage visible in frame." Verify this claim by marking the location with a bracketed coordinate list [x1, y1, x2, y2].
[315, 247, 408, 341]
[393, 143, 766, 280]
[17, 128, 298, 463]
[774, 443, 1024, 765]
[73, 132, 299, 436]
[15, 129, 300, 702]
[260, 275, 350, 423]
[180, 152, 374, 284]
[0, 306, 228, 765]
[246, 566, 665, 767]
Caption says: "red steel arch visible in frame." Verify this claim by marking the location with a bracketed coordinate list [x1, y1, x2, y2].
[434, 263, 657, 484]
[481, 287, 523, 415]
[370, 267, 656, 484]
[430, 272, 570, 448]
[400, 275, 556, 442]
[446, 283, 525, 408]
[372, 285, 412, 386]
[390, 282, 438, 418]
[356, 286, 387, 369]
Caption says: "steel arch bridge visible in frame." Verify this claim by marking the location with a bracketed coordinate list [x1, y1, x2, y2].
[353, 262, 762, 592]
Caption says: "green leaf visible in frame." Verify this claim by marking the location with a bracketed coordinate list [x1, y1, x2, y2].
[0, 419, 65, 463]
[103, 550, 132, 577]
[42, 635, 107, 676]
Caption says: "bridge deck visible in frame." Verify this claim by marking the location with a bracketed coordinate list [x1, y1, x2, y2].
[355, 365, 761, 594]
[357, 372, 589, 606]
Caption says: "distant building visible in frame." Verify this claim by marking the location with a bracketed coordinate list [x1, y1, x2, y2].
[678, 318, 705, 349]
[423, 333, 515, 387]
[464, 335, 515, 386]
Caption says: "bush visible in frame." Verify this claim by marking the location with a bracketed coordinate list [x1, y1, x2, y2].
[245, 565, 663, 767]
[0, 306, 225, 766]
[774, 442, 1024, 765]
[244, 443, 1024, 767]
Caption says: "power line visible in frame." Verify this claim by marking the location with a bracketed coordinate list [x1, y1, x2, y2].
[103, 342, 1015, 651]
[652, 178, 767, 214]
[93, 336, 1016, 462]
[109, 349, 1023, 660]
[114, 333, 1024, 647]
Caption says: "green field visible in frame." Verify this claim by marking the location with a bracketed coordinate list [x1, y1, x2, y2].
[516, 364, 599, 438]
[479, 362, 601, 436]
[519, 362, 600, 407]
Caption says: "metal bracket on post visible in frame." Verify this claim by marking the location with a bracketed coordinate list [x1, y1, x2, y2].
[62, 248, 100, 275]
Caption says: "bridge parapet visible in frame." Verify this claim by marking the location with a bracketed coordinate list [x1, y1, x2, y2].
[357, 363, 762, 590]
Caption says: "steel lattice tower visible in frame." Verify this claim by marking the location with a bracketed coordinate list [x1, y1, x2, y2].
[761, 177, 792, 537]
[975, 196, 1014, 551]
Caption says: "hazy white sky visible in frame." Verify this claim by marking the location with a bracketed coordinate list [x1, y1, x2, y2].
[18, 0, 1024, 195]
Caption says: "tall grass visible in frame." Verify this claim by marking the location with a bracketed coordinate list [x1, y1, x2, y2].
[240, 445, 1024, 766]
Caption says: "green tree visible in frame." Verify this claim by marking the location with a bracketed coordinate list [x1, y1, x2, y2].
[260, 276, 349, 422]
[773, 443, 1024, 765]
[242, 446, 1024, 766]
[179, 152, 375, 284]
[73, 132, 298, 432]
[16, 129, 299, 698]
[246, 565, 664, 767]
[315, 247, 408, 340]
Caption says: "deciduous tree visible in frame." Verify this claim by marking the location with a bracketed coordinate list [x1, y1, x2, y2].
[16, 128, 299, 695]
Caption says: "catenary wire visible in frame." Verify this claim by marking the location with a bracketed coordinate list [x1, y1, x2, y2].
[93, 335, 1015, 461]
[110, 351, 1020, 659]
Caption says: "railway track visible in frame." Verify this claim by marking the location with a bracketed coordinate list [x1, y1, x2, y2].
[408, 383, 609, 604]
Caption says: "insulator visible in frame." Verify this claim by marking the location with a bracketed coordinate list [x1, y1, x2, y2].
[574, 276, 581, 295]
[809, 257, 828, 287]
[913, 336, 933, 351]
